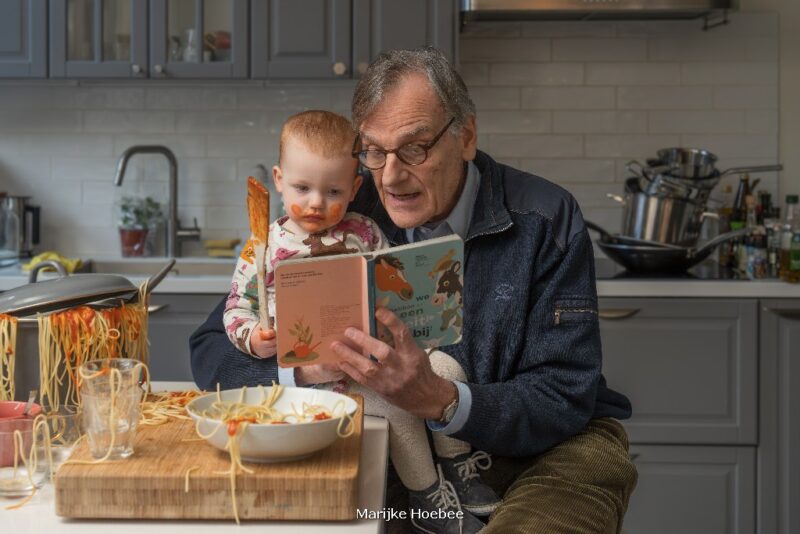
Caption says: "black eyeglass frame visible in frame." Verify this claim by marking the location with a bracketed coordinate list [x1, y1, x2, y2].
[351, 117, 456, 170]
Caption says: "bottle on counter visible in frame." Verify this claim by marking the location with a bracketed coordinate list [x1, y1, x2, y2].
[780, 195, 799, 282]
[791, 227, 800, 283]
[766, 206, 782, 278]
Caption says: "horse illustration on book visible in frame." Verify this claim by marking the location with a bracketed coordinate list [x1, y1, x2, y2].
[280, 316, 321, 364]
[374, 254, 414, 300]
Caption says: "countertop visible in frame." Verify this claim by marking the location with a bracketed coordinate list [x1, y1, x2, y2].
[0, 380, 391, 534]
[1, 258, 800, 299]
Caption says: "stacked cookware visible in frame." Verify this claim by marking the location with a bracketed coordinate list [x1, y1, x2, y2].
[588, 147, 782, 273]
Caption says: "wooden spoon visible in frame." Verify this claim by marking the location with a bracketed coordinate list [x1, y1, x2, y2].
[247, 176, 271, 330]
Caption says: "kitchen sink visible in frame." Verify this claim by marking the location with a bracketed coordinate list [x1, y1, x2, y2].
[82, 258, 235, 277]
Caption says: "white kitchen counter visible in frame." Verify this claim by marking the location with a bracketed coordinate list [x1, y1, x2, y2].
[3, 261, 800, 298]
[1, 403, 390, 534]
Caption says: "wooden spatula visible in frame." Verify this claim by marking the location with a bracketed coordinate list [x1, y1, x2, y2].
[246, 176, 271, 330]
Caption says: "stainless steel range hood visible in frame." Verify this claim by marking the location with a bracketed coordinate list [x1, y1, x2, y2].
[461, 0, 736, 21]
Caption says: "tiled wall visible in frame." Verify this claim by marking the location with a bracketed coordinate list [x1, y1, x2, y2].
[0, 12, 779, 257]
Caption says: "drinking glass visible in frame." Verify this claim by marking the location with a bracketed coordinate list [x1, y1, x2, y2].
[40, 406, 82, 473]
[0, 417, 49, 497]
[78, 359, 145, 460]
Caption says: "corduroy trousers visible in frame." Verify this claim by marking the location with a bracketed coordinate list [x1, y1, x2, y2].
[386, 417, 638, 533]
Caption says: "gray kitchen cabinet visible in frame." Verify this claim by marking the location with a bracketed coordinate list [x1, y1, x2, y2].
[623, 445, 756, 534]
[0, 0, 47, 78]
[49, 0, 148, 78]
[352, 0, 457, 75]
[149, 0, 248, 79]
[599, 298, 757, 445]
[146, 293, 224, 382]
[758, 299, 800, 534]
[251, 0, 352, 79]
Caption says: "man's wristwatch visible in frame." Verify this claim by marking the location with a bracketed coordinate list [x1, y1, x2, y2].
[438, 386, 459, 424]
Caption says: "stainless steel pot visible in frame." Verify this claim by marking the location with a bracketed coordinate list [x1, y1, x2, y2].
[607, 190, 717, 247]
[656, 147, 718, 179]
[3, 260, 174, 401]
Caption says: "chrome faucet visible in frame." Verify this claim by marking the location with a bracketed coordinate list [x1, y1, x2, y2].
[113, 145, 201, 257]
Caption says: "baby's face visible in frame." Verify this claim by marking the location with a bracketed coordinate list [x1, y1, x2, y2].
[274, 139, 361, 234]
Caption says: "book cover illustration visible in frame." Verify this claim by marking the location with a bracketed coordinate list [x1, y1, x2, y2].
[372, 236, 464, 350]
[274, 235, 464, 368]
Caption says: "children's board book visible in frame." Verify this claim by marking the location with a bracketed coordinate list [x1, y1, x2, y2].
[274, 234, 464, 368]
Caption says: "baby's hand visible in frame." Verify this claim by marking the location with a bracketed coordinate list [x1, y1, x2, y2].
[249, 325, 277, 359]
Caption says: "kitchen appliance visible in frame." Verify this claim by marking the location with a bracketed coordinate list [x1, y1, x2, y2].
[461, 0, 735, 21]
[0, 196, 40, 265]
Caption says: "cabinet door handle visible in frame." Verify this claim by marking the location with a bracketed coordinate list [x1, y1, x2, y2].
[147, 303, 169, 315]
[769, 308, 800, 319]
[598, 308, 641, 320]
[333, 62, 347, 76]
[131, 63, 142, 74]
[629, 453, 640, 462]
[154, 64, 164, 74]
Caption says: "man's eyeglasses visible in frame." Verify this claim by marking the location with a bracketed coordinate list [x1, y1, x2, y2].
[352, 117, 455, 170]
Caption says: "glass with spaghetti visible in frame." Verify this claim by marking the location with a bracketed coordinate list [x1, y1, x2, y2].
[40, 405, 81, 472]
[0, 417, 49, 497]
[79, 359, 145, 460]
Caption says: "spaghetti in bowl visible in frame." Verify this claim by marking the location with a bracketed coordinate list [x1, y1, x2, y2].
[186, 385, 358, 463]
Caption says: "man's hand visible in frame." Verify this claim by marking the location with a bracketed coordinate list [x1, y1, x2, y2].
[332, 307, 456, 420]
[294, 363, 346, 386]
[249, 325, 277, 358]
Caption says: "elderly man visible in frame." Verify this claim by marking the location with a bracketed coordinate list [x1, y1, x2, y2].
[191, 47, 636, 533]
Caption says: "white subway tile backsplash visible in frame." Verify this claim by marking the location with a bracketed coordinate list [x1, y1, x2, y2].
[460, 39, 550, 62]
[478, 111, 551, 134]
[522, 87, 615, 110]
[518, 159, 617, 183]
[0, 110, 82, 133]
[176, 111, 264, 134]
[145, 88, 237, 110]
[85, 111, 175, 133]
[745, 110, 779, 135]
[585, 134, 680, 158]
[681, 62, 778, 86]
[586, 63, 681, 86]
[0, 17, 778, 257]
[618, 86, 713, 110]
[647, 37, 747, 62]
[490, 63, 583, 86]
[469, 87, 521, 110]
[648, 111, 745, 134]
[521, 21, 616, 38]
[553, 39, 647, 62]
[554, 111, 647, 134]
[206, 134, 280, 159]
[714, 85, 778, 110]
[487, 134, 583, 158]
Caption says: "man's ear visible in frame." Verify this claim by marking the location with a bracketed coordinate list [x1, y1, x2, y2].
[350, 174, 364, 201]
[459, 114, 478, 162]
[272, 165, 283, 193]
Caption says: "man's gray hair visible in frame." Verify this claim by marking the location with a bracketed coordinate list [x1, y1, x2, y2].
[351, 47, 475, 133]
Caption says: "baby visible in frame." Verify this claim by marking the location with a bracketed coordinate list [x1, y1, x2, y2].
[223, 110, 498, 534]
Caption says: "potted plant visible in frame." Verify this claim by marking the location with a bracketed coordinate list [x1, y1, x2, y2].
[118, 196, 163, 257]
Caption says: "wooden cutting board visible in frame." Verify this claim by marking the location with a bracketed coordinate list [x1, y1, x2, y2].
[54, 395, 363, 521]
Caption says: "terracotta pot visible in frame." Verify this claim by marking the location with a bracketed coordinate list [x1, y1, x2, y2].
[119, 228, 148, 257]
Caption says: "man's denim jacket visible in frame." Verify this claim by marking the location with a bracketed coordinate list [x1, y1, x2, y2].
[350, 150, 632, 457]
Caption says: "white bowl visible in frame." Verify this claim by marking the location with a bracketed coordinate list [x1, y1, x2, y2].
[186, 386, 358, 463]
